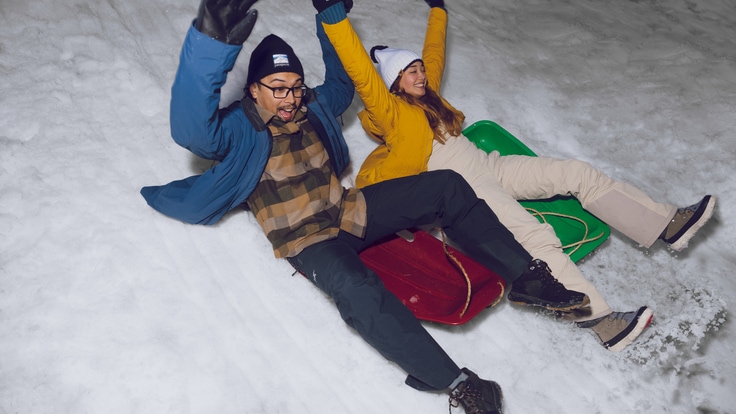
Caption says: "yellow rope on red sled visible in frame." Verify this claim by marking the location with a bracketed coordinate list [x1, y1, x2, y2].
[438, 229, 504, 318]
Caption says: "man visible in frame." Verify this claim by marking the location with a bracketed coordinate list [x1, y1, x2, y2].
[140, 0, 588, 412]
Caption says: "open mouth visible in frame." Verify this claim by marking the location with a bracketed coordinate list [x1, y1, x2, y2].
[278, 106, 295, 121]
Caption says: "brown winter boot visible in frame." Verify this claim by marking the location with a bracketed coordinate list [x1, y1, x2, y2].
[660, 195, 716, 251]
[449, 368, 503, 414]
[577, 306, 654, 352]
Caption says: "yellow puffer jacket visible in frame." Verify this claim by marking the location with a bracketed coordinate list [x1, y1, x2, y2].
[323, 8, 457, 188]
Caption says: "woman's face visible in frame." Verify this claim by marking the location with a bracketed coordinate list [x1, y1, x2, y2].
[397, 61, 427, 98]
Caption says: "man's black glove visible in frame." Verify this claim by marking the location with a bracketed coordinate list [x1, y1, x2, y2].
[195, 0, 259, 45]
[312, 0, 353, 14]
[424, 0, 445, 9]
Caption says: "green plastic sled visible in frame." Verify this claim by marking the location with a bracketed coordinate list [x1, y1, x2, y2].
[462, 120, 610, 263]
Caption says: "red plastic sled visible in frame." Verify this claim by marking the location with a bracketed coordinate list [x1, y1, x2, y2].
[359, 229, 506, 325]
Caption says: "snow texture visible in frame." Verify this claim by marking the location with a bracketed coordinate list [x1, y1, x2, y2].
[1, 0, 734, 413]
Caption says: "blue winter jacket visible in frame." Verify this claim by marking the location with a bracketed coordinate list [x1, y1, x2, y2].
[140, 17, 354, 225]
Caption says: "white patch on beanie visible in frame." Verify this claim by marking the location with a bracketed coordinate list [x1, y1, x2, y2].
[374, 47, 422, 88]
[273, 54, 290, 67]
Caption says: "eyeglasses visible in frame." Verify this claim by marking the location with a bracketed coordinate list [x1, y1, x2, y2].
[257, 82, 308, 99]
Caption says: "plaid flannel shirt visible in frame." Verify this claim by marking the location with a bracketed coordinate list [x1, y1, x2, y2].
[246, 104, 367, 258]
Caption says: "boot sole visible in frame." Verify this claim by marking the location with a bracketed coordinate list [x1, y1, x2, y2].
[507, 294, 590, 312]
[605, 306, 654, 352]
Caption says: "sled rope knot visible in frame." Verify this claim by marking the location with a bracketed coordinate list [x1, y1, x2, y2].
[525, 208, 607, 258]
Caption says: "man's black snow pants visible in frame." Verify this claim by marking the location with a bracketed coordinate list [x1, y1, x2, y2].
[287, 170, 532, 391]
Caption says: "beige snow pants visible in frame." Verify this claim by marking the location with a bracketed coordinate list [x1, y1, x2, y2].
[428, 135, 676, 321]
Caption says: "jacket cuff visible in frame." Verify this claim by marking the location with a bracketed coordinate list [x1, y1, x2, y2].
[319, 2, 347, 24]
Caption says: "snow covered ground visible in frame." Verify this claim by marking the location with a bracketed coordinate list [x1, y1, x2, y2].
[1, 0, 734, 412]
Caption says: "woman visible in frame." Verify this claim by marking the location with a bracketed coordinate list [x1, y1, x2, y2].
[315, 0, 715, 352]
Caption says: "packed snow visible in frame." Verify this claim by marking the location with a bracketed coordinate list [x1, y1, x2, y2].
[1, 0, 734, 413]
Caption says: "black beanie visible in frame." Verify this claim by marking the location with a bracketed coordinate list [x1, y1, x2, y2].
[246, 34, 304, 86]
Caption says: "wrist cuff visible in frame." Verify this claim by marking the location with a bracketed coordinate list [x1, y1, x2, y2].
[319, 2, 348, 24]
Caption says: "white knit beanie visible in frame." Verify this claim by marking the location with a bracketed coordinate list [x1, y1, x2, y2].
[370, 45, 422, 89]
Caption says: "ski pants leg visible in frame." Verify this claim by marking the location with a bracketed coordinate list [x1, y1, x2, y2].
[357, 170, 532, 283]
[488, 151, 676, 249]
[429, 137, 673, 320]
[429, 137, 610, 320]
[288, 237, 461, 391]
[287, 170, 532, 390]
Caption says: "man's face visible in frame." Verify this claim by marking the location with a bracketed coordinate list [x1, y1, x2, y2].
[249, 72, 304, 122]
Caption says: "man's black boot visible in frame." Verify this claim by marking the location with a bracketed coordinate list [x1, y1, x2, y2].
[507, 259, 589, 311]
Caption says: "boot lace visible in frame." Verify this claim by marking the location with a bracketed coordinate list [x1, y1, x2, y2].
[529, 260, 567, 295]
[449, 385, 485, 414]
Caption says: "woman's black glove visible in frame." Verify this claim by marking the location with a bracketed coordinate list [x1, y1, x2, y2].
[424, 0, 445, 9]
[195, 0, 259, 45]
[312, 0, 353, 14]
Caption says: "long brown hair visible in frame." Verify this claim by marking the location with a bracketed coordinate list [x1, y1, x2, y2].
[391, 78, 465, 144]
